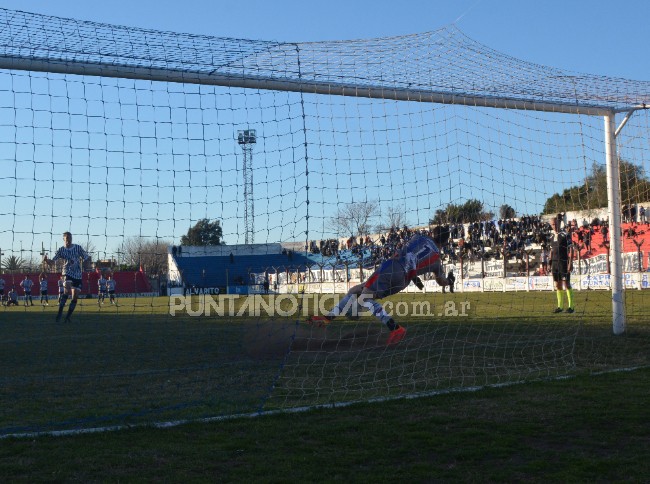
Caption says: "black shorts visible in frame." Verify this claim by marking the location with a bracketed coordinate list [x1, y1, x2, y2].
[64, 276, 83, 290]
[552, 262, 571, 287]
[41, 290, 47, 296]
[0, 289, 4, 295]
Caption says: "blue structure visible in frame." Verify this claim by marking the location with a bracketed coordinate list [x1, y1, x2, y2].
[172, 248, 373, 290]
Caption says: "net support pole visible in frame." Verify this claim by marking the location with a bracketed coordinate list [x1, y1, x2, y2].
[604, 111, 625, 335]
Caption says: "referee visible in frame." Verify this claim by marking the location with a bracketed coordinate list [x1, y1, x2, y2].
[550, 219, 576, 314]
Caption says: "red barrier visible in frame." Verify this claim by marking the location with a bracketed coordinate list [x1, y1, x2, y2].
[0, 271, 152, 295]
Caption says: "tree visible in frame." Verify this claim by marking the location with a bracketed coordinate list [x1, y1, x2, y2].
[180, 219, 224, 246]
[118, 237, 172, 274]
[1, 255, 26, 272]
[330, 201, 379, 237]
[429, 199, 489, 224]
[376, 204, 409, 233]
[499, 204, 516, 219]
[542, 159, 650, 214]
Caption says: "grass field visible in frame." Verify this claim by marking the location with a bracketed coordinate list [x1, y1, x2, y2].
[1, 291, 649, 437]
[0, 368, 648, 481]
[1, 290, 649, 480]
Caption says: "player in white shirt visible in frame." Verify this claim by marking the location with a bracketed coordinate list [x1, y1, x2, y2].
[57, 276, 65, 303]
[107, 275, 117, 305]
[20, 276, 34, 306]
[43, 232, 91, 323]
[39, 275, 49, 305]
[97, 275, 108, 305]
[6, 286, 19, 306]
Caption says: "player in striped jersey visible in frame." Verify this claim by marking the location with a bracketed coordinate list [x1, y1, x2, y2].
[39, 274, 49, 306]
[308, 233, 449, 345]
[57, 276, 65, 303]
[20, 275, 34, 306]
[97, 274, 108, 305]
[106, 275, 117, 305]
[0, 276, 5, 305]
[43, 232, 91, 323]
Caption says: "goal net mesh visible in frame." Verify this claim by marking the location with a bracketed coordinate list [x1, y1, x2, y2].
[0, 8, 649, 435]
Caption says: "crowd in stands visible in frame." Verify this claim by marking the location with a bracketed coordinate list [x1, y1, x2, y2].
[308, 215, 555, 268]
[169, 205, 650, 290]
[307, 208, 650, 277]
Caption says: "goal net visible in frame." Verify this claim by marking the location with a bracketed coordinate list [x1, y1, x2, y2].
[0, 8, 649, 436]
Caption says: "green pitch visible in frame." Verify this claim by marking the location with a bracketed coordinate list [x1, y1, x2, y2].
[1, 290, 649, 436]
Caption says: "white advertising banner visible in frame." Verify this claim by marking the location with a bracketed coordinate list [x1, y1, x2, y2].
[528, 276, 554, 291]
[461, 279, 482, 292]
[484, 260, 504, 278]
[505, 277, 528, 291]
[483, 278, 505, 292]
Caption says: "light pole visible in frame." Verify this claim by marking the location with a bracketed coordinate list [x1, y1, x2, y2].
[237, 128, 256, 245]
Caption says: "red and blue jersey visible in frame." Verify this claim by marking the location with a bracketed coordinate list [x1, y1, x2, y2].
[399, 234, 440, 280]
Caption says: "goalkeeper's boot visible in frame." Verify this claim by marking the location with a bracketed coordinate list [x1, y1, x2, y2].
[307, 315, 333, 327]
[566, 307, 575, 314]
[553, 307, 563, 313]
[386, 325, 406, 345]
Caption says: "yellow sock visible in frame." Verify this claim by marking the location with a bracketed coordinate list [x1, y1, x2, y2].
[556, 290, 563, 308]
[566, 288, 574, 309]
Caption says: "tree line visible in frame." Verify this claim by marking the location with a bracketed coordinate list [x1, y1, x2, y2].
[542, 159, 650, 214]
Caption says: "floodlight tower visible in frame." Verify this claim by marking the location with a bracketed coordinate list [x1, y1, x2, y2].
[237, 129, 256, 244]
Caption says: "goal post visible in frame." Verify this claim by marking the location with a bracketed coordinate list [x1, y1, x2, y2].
[605, 112, 625, 334]
[0, 52, 636, 336]
[1, 8, 649, 436]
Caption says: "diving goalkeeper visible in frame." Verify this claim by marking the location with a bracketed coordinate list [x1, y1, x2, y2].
[308, 233, 449, 344]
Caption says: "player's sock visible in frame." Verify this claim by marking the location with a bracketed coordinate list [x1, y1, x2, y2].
[361, 299, 391, 325]
[556, 290, 564, 309]
[57, 294, 68, 319]
[66, 300, 77, 318]
[566, 288, 574, 309]
[329, 294, 354, 318]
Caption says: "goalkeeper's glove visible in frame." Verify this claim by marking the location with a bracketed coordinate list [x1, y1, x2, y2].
[412, 276, 424, 290]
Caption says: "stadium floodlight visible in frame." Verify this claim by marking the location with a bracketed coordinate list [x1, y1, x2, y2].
[0, 8, 648, 437]
[238, 129, 257, 245]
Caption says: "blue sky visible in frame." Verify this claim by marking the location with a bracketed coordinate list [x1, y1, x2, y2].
[0, 0, 649, 261]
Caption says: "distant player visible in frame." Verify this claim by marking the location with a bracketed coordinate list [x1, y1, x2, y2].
[20, 275, 34, 306]
[0, 275, 5, 305]
[43, 232, 91, 323]
[550, 219, 576, 313]
[6, 286, 19, 306]
[97, 273, 108, 305]
[39, 274, 49, 306]
[57, 275, 65, 303]
[442, 269, 455, 293]
[308, 233, 449, 345]
[106, 275, 117, 305]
